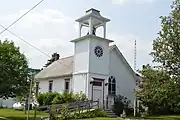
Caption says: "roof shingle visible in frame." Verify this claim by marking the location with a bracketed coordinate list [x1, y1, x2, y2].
[35, 56, 73, 79]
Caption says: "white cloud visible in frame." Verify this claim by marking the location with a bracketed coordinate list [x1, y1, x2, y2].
[108, 33, 153, 69]
[0, 9, 152, 69]
[0, 9, 77, 68]
[112, 0, 155, 5]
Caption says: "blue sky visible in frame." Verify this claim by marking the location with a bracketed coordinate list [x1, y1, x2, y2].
[0, 0, 172, 69]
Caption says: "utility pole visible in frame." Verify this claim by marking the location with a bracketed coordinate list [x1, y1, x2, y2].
[34, 78, 38, 120]
[27, 75, 33, 120]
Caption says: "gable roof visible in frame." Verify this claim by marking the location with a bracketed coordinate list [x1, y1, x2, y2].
[35, 56, 73, 80]
[109, 44, 139, 82]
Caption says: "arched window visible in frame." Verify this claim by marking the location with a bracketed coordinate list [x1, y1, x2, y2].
[108, 76, 116, 95]
[108, 77, 111, 93]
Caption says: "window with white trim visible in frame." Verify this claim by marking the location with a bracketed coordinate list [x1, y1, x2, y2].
[108, 76, 116, 95]
[49, 80, 53, 92]
[64, 79, 70, 91]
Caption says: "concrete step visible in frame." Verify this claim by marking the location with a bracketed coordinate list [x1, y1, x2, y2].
[104, 109, 117, 118]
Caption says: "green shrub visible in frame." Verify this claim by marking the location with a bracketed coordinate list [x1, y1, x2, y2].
[73, 91, 87, 101]
[52, 91, 87, 105]
[58, 103, 71, 120]
[43, 92, 59, 105]
[52, 91, 75, 104]
[37, 92, 59, 106]
[37, 91, 87, 106]
[72, 111, 95, 119]
[93, 109, 107, 117]
[70, 109, 106, 119]
[53, 109, 107, 120]
[37, 93, 44, 106]
[61, 90, 75, 103]
[113, 94, 133, 116]
[52, 94, 63, 104]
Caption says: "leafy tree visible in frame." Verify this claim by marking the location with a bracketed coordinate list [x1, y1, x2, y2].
[136, 64, 180, 114]
[0, 40, 29, 99]
[43, 52, 59, 67]
[17, 75, 35, 113]
[150, 0, 180, 76]
[136, 0, 180, 115]
[17, 69, 41, 110]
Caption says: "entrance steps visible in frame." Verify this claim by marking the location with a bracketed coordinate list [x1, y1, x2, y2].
[104, 109, 117, 118]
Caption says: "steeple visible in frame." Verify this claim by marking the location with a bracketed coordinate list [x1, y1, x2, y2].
[76, 8, 110, 38]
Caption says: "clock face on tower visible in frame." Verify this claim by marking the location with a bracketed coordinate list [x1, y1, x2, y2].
[94, 46, 103, 58]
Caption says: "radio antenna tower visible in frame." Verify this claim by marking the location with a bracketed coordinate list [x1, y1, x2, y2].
[134, 40, 137, 71]
[133, 39, 138, 117]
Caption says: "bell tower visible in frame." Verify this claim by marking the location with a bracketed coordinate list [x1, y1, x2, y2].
[71, 9, 113, 104]
[71, 8, 113, 74]
[76, 8, 110, 38]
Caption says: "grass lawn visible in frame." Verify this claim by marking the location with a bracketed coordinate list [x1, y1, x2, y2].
[2, 108, 180, 120]
[0, 108, 121, 120]
[0, 108, 48, 120]
[147, 115, 180, 120]
[80, 118, 120, 120]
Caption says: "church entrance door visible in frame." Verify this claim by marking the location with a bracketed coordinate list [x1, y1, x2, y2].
[92, 79, 104, 109]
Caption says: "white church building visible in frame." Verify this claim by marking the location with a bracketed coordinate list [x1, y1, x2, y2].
[35, 8, 139, 109]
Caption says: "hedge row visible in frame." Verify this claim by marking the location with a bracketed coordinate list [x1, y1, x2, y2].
[37, 91, 87, 106]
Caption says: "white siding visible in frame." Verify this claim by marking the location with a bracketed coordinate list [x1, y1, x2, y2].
[38, 77, 72, 93]
[53, 78, 66, 93]
[89, 38, 109, 75]
[109, 49, 136, 107]
[74, 39, 90, 74]
[39, 80, 48, 93]
[73, 36, 111, 104]
[72, 73, 88, 96]
[72, 72, 108, 102]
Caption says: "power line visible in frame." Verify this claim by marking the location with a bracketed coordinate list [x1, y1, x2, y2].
[0, 24, 70, 68]
[0, 0, 45, 36]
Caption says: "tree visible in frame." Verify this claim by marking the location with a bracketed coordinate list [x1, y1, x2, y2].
[150, 0, 180, 76]
[0, 40, 29, 99]
[135, 0, 180, 115]
[135, 65, 180, 114]
[43, 52, 59, 67]
[17, 68, 41, 113]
